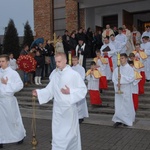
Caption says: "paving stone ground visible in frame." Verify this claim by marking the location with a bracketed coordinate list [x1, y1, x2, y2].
[2, 117, 150, 150]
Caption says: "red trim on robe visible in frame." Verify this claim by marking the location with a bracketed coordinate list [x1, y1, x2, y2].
[106, 30, 109, 36]
[99, 76, 108, 89]
[71, 49, 75, 57]
[104, 56, 113, 72]
[132, 94, 139, 111]
[89, 90, 102, 105]
[138, 71, 145, 94]
[133, 32, 137, 45]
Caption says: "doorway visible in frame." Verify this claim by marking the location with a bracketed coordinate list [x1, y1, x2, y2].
[102, 15, 118, 29]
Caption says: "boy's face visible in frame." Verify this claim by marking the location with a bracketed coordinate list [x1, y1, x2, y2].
[91, 65, 96, 70]
[0, 57, 9, 69]
[129, 56, 134, 61]
[72, 58, 78, 66]
[9, 54, 13, 59]
[110, 36, 115, 41]
[135, 45, 140, 50]
[103, 38, 109, 44]
[120, 56, 127, 66]
[96, 52, 101, 57]
[55, 55, 67, 70]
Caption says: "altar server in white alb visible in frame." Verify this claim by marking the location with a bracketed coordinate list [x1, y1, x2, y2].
[100, 36, 116, 80]
[112, 53, 135, 128]
[110, 34, 122, 69]
[8, 53, 18, 70]
[32, 52, 87, 150]
[115, 27, 127, 54]
[140, 36, 150, 82]
[72, 56, 89, 123]
[0, 54, 26, 149]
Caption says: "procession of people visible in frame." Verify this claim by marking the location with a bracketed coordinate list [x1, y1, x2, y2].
[0, 24, 150, 149]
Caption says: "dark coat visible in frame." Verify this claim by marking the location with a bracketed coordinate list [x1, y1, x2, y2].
[34, 55, 45, 68]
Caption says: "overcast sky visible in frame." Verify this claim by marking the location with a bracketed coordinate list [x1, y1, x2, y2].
[0, 0, 34, 36]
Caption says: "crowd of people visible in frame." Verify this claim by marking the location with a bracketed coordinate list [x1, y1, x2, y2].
[0, 24, 150, 149]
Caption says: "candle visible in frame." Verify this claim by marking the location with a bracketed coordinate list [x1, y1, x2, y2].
[117, 52, 120, 66]
[68, 51, 72, 65]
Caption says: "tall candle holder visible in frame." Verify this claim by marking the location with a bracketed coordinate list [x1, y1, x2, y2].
[116, 52, 123, 94]
[68, 51, 72, 66]
[31, 96, 38, 149]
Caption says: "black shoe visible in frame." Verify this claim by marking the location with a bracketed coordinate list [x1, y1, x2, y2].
[17, 139, 24, 144]
[0, 144, 3, 148]
[79, 118, 84, 124]
[113, 122, 122, 128]
[146, 80, 150, 82]
[100, 89, 103, 93]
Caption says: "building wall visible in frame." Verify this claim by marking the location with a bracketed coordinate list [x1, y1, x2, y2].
[34, 0, 53, 41]
[65, 0, 79, 32]
[34, 0, 82, 39]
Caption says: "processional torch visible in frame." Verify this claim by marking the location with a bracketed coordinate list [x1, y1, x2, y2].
[68, 51, 72, 66]
[31, 96, 38, 150]
[116, 52, 123, 94]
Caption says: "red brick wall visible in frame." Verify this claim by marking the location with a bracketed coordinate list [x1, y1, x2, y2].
[65, 0, 78, 32]
[34, 0, 53, 41]
[80, 9, 85, 29]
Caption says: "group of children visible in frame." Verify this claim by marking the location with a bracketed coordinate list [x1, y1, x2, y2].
[85, 44, 147, 111]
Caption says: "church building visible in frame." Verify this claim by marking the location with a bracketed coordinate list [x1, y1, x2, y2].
[34, 0, 150, 40]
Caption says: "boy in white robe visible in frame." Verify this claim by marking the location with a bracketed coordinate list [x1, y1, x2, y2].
[32, 52, 87, 150]
[141, 36, 150, 81]
[86, 61, 102, 106]
[8, 53, 18, 70]
[128, 60, 142, 111]
[112, 53, 135, 127]
[110, 34, 122, 70]
[100, 36, 116, 80]
[0, 54, 26, 149]
[72, 56, 89, 124]
[115, 27, 127, 54]
[93, 50, 108, 91]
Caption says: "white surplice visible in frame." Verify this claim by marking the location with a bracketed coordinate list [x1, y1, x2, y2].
[9, 58, 18, 70]
[115, 33, 127, 54]
[140, 42, 150, 80]
[95, 58, 107, 76]
[0, 67, 26, 144]
[72, 64, 89, 119]
[112, 63, 135, 126]
[36, 65, 87, 150]
[100, 43, 116, 80]
[110, 40, 122, 70]
[86, 74, 99, 90]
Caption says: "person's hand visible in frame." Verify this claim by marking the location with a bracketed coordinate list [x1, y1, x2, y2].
[61, 85, 70, 94]
[32, 90, 37, 97]
[1, 77, 8, 84]
[78, 51, 81, 54]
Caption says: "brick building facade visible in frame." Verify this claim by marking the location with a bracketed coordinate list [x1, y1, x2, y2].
[34, 0, 85, 41]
